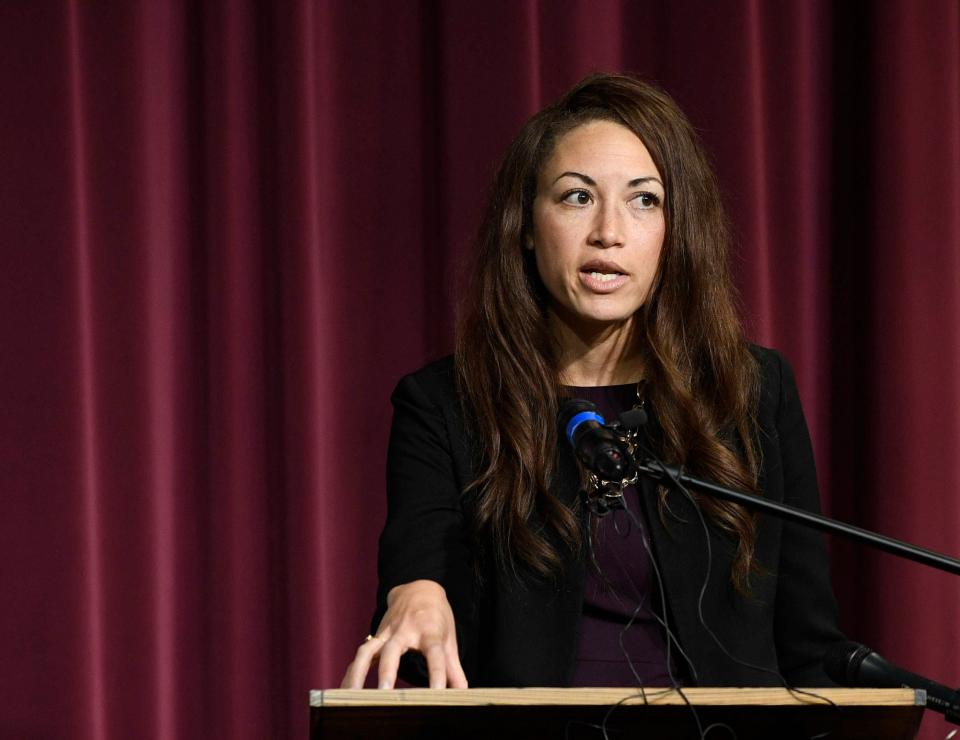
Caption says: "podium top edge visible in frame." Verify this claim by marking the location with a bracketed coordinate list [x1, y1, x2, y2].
[310, 687, 923, 708]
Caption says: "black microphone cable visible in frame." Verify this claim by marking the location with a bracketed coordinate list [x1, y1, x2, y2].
[563, 398, 838, 737]
[639, 442, 840, 734]
[585, 487, 700, 690]
[572, 434, 714, 738]
[580, 522, 709, 739]
[563, 397, 722, 738]
[615, 488, 713, 739]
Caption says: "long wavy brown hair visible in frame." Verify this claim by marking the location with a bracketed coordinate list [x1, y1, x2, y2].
[455, 74, 760, 590]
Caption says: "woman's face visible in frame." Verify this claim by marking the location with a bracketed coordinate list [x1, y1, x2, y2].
[531, 120, 665, 335]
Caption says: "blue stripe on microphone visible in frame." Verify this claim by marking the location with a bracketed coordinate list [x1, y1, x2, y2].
[565, 410, 605, 442]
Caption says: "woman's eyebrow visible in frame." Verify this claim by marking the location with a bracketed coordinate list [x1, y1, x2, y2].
[552, 171, 663, 189]
[628, 176, 663, 188]
[553, 170, 596, 186]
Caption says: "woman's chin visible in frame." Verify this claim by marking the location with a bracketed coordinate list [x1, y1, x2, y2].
[549, 305, 639, 336]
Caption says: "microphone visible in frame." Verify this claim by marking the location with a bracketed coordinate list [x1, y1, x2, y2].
[823, 641, 960, 722]
[559, 399, 636, 480]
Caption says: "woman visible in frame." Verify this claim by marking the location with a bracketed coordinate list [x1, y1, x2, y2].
[342, 74, 843, 690]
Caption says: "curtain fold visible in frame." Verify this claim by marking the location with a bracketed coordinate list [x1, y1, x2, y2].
[2, 2, 959, 738]
[854, 0, 960, 697]
[67, 2, 107, 736]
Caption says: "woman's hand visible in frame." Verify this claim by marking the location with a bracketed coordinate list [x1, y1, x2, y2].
[340, 579, 468, 689]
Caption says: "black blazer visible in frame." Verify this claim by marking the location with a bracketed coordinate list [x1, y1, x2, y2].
[373, 346, 843, 687]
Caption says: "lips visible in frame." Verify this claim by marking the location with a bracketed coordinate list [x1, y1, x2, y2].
[578, 260, 629, 293]
[580, 259, 627, 276]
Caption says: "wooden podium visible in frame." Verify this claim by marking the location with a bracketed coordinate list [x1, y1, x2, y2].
[311, 687, 924, 739]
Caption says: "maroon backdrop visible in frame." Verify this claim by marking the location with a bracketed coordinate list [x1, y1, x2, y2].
[2, 1, 959, 738]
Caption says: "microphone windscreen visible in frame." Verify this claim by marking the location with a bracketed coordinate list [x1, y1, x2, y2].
[559, 398, 597, 420]
[822, 641, 872, 686]
[617, 407, 648, 430]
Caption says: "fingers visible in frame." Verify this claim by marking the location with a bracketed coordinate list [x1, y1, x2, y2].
[423, 641, 448, 689]
[340, 656, 366, 689]
[446, 646, 469, 689]
[340, 634, 386, 689]
[377, 637, 405, 690]
[423, 632, 468, 689]
[342, 632, 466, 689]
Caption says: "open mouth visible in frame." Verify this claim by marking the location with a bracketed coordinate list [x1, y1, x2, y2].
[582, 270, 624, 283]
[580, 259, 627, 276]
[579, 260, 628, 289]
[579, 261, 629, 292]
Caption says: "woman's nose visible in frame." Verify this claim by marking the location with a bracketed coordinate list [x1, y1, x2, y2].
[588, 202, 624, 248]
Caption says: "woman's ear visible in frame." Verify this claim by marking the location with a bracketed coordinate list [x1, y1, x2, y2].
[525, 235, 535, 251]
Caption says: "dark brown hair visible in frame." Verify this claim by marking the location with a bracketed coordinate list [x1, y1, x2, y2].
[455, 73, 760, 589]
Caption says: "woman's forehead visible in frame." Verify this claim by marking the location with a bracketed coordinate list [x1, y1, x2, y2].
[539, 120, 661, 184]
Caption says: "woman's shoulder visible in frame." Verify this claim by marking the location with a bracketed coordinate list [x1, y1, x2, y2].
[392, 355, 460, 410]
[390, 355, 475, 472]
[747, 342, 787, 376]
[746, 342, 803, 422]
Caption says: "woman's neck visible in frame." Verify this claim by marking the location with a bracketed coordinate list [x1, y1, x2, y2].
[550, 312, 644, 387]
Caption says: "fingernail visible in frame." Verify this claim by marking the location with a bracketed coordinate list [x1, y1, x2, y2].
[378, 681, 390, 689]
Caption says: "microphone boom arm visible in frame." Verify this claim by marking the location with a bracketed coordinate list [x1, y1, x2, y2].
[637, 459, 960, 578]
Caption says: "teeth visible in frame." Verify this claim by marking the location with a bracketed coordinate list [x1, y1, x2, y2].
[589, 271, 620, 282]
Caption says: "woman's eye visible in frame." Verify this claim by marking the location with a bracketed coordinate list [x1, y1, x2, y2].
[561, 190, 592, 206]
[631, 192, 661, 209]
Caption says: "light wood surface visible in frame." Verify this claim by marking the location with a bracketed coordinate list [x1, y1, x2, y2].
[311, 687, 925, 739]
[312, 686, 922, 708]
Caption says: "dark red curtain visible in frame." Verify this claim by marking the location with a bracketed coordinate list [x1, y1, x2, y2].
[2, 1, 959, 738]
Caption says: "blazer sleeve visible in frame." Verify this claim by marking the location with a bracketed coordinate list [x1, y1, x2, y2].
[371, 366, 477, 683]
[767, 350, 845, 685]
